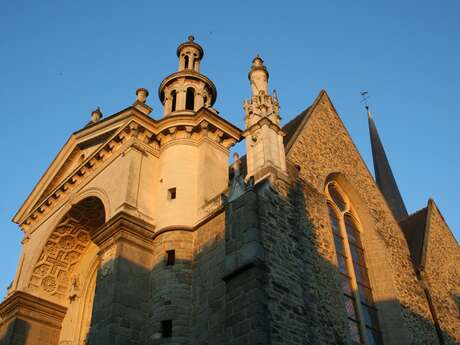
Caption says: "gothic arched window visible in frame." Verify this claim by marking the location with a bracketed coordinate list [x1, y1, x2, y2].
[186, 87, 195, 111]
[326, 182, 383, 345]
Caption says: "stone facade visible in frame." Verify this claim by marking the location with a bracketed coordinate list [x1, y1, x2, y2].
[422, 201, 460, 344]
[1, 37, 458, 345]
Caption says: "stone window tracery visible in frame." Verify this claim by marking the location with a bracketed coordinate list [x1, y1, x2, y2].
[326, 182, 383, 345]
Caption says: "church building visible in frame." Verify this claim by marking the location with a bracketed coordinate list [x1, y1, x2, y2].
[0, 36, 459, 345]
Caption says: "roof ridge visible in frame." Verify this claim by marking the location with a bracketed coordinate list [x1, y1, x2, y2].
[399, 206, 428, 224]
[283, 90, 327, 152]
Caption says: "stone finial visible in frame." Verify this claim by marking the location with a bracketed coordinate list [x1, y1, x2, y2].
[248, 55, 269, 95]
[228, 152, 246, 202]
[252, 54, 264, 66]
[91, 107, 102, 123]
[188, 35, 195, 42]
[136, 88, 149, 104]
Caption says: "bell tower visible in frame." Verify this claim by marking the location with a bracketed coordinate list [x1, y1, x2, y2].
[243, 56, 287, 181]
[159, 35, 217, 116]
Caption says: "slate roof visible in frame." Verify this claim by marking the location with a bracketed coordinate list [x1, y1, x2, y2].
[283, 106, 311, 146]
[399, 207, 429, 270]
[367, 113, 409, 221]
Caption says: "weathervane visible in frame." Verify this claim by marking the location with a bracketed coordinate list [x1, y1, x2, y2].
[360, 91, 370, 110]
[360, 91, 373, 118]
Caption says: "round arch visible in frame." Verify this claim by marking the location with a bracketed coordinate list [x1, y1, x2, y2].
[25, 196, 106, 302]
[72, 187, 112, 222]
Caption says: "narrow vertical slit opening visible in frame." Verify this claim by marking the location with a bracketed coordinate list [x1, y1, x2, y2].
[166, 250, 175, 266]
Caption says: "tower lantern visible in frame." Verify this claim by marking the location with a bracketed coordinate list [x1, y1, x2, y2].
[159, 35, 216, 116]
[249, 55, 269, 96]
[177, 35, 203, 72]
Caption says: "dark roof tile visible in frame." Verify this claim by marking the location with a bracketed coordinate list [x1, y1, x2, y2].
[399, 207, 428, 269]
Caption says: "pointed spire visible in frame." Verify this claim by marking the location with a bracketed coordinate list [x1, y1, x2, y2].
[367, 104, 408, 221]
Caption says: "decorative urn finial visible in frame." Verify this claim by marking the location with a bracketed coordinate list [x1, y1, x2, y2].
[91, 107, 102, 123]
[136, 88, 149, 104]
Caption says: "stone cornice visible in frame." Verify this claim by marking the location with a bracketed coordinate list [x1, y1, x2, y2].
[0, 291, 67, 329]
[152, 204, 225, 240]
[158, 70, 217, 106]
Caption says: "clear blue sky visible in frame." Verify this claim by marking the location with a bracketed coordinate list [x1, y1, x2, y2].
[1, 1, 459, 298]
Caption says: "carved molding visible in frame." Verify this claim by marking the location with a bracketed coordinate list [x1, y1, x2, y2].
[243, 117, 285, 138]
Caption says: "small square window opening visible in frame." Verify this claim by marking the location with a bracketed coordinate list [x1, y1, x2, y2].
[168, 188, 177, 200]
[161, 320, 172, 338]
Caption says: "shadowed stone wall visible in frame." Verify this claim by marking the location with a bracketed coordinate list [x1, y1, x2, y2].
[224, 189, 269, 345]
[191, 212, 227, 344]
[259, 180, 350, 345]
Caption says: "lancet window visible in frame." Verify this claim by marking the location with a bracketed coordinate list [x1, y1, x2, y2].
[326, 182, 383, 345]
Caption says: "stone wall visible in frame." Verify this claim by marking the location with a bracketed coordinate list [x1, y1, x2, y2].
[423, 201, 460, 344]
[147, 229, 194, 345]
[257, 180, 350, 345]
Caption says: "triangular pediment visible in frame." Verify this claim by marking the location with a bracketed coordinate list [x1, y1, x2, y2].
[36, 129, 117, 207]
[13, 106, 151, 226]
[422, 199, 459, 271]
[284, 90, 405, 225]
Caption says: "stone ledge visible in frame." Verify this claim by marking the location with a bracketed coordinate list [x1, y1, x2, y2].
[91, 211, 156, 251]
[222, 261, 257, 282]
[0, 291, 67, 329]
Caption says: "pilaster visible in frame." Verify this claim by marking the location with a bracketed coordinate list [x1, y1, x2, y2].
[86, 212, 154, 345]
[0, 291, 67, 345]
